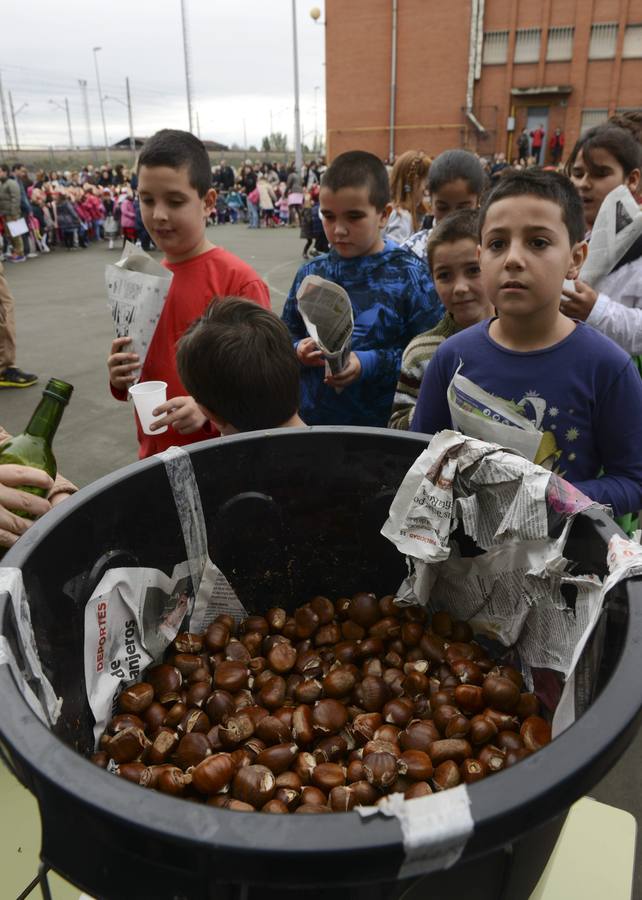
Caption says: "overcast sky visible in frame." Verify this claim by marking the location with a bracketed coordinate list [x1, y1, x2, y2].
[0, 0, 326, 151]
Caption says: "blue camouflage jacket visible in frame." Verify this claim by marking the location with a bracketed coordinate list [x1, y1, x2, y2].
[282, 239, 443, 426]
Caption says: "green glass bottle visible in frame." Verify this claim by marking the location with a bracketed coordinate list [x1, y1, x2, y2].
[0, 378, 74, 512]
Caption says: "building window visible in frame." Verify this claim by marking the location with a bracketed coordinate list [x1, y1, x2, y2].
[589, 23, 618, 59]
[514, 28, 541, 63]
[622, 24, 642, 58]
[580, 109, 609, 134]
[546, 26, 574, 61]
[483, 31, 509, 65]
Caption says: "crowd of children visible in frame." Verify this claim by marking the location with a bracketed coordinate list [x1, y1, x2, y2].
[3, 121, 642, 550]
[0, 156, 329, 262]
[0, 168, 146, 259]
[118, 124, 641, 526]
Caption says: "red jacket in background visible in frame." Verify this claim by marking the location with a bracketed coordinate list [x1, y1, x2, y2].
[530, 127, 545, 148]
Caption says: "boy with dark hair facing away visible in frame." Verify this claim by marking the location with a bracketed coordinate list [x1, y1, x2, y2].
[412, 169, 642, 516]
[389, 209, 494, 429]
[282, 150, 442, 427]
[107, 130, 270, 458]
[177, 297, 304, 434]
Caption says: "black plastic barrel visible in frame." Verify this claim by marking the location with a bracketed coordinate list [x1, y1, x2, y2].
[1, 427, 641, 900]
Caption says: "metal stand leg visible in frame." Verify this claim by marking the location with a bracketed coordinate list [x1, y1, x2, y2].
[15, 863, 52, 900]
[38, 863, 53, 900]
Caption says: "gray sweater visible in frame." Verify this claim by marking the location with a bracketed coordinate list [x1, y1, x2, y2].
[0, 177, 21, 218]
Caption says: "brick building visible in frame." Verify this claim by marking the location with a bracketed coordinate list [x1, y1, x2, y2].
[325, 0, 642, 163]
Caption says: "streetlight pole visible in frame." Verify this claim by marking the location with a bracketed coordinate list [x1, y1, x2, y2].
[78, 79, 95, 160]
[8, 92, 27, 151]
[49, 99, 74, 149]
[65, 98, 74, 148]
[0, 71, 13, 152]
[93, 46, 111, 163]
[180, 0, 194, 132]
[125, 77, 135, 161]
[313, 86, 320, 152]
[104, 83, 136, 164]
[291, 0, 303, 173]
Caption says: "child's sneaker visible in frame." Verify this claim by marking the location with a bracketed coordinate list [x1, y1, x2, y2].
[27, 252, 39, 259]
[0, 366, 38, 388]
[7, 254, 26, 263]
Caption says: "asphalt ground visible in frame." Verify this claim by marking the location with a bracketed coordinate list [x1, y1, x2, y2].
[1, 222, 640, 894]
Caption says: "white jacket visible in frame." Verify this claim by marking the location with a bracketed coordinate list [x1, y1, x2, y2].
[384, 208, 413, 244]
[257, 180, 276, 210]
[587, 256, 642, 355]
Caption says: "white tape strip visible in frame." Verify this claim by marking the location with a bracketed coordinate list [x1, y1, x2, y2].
[159, 446, 246, 629]
[0, 567, 62, 726]
[357, 785, 474, 879]
[160, 446, 209, 597]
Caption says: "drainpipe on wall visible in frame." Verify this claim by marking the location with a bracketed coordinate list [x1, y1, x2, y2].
[389, 0, 398, 161]
[465, 0, 487, 137]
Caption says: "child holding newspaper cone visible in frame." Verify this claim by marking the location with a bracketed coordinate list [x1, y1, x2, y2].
[411, 168, 642, 518]
[106, 129, 270, 459]
[282, 151, 442, 427]
[562, 124, 642, 356]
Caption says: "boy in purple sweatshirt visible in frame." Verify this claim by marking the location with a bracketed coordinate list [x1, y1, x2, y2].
[412, 169, 642, 517]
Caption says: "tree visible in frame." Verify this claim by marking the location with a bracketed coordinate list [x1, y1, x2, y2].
[270, 131, 288, 152]
[261, 136, 271, 152]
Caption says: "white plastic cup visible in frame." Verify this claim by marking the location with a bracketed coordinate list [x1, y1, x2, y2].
[128, 381, 168, 435]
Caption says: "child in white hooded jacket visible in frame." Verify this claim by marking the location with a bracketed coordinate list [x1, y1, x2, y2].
[563, 123, 642, 357]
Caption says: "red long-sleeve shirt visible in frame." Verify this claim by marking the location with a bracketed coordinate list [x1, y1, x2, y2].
[111, 246, 271, 458]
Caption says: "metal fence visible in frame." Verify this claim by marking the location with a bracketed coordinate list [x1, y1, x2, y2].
[0, 146, 309, 172]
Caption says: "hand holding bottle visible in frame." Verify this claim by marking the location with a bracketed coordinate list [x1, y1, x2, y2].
[0, 378, 74, 553]
[0, 464, 53, 548]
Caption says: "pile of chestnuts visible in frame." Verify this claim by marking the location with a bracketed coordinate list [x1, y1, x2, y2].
[91, 593, 552, 814]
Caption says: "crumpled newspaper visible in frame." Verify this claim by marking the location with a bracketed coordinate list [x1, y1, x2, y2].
[83, 446, 247, 744]
[579, 184, 642, 288]
[382, 430, 637, 734]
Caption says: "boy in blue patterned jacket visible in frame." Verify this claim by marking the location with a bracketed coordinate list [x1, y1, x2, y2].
[281, 151, 443, 426]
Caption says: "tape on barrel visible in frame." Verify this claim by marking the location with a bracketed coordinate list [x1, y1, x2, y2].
[159, 445, 209, 596]
[0, 567, 62, 726]
[159, 445, 246, 629]
[357, 785, 474, 880]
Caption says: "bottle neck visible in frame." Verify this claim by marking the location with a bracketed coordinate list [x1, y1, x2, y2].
[25, 395, 66, 442]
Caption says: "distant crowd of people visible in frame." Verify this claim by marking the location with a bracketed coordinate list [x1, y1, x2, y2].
[0, 127, 623, 267]
[0, 156, 330, 262]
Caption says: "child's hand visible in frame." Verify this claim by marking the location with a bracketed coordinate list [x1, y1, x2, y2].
[561, 280, 598, 321]
[108, 337, 140, 390]
[325, 353, 362, 389]
[296, 337, 325, 367]
[150, 396, 208, 435]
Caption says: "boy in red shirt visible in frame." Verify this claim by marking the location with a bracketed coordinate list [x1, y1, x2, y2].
[107, 130, 270, 458]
